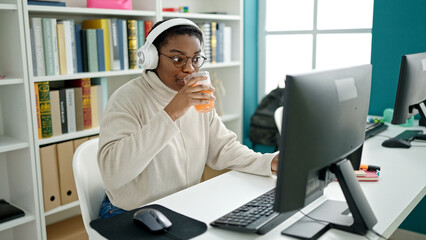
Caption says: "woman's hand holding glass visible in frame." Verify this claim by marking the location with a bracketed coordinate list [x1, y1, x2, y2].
[164, 73, 216, 121]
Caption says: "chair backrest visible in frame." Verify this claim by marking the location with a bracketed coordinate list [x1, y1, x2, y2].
[73, 138, 105, 236]
[274, 106, 284, 134]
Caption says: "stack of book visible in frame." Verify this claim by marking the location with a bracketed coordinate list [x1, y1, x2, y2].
[198, 22, 232, 64]
[35, 79, 105, 139]
[30, 17, 153, 76]
[354, 170, 379, 182]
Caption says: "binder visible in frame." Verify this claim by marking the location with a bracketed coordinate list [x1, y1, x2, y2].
[40, 144, 61, 211]
[56, 140, 78, 205]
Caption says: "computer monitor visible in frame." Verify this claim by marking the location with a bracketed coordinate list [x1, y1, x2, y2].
[392, 52, 426, 127]
[274, 64, 377, 239]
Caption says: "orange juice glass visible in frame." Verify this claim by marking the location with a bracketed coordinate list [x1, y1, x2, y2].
[186, 71, 214, 113]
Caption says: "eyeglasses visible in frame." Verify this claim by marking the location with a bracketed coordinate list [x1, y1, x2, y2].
[159, 53, 207, 68]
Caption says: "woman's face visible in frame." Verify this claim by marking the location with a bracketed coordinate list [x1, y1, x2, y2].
[155, 34, 202, 91]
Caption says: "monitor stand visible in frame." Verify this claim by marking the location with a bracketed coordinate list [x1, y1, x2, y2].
[281, 159, 377, 240]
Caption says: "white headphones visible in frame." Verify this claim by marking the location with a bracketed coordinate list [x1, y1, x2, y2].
[137, 18, 204, 70]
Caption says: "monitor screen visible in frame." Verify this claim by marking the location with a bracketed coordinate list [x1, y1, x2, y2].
[392, 52, 426, 127]
[274, 64, 377, 238]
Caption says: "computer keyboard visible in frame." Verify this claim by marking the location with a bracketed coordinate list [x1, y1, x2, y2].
[210, 188, 295, 235]
[365, 122, 388, 139]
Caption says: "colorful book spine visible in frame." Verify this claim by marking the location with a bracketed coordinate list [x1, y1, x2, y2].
[56, 23, 68, 75]
[144, 20, 153, 39]
[86, 29, 99, 72]
[96, 29, 105, 71]
[74, 24, 83, 72]
[38, 81, 53, 138]
[68, 79, 92, 129]
[117, 19, 125, 70]
[210, 22, 217, 64]
[34, 83, 42, 139]
[82, 19, 111, 71]
[127, 20, 137, 69]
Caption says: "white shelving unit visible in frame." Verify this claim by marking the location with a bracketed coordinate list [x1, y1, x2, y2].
[1, 0, 243, 239]
[0, 0, 41, 239]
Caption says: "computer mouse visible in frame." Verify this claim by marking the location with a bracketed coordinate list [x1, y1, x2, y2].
[381, 138, 411, 148]
[133, 208, 172, 232]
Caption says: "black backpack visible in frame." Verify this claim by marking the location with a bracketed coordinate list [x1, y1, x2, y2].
[249, 87, 285, 150]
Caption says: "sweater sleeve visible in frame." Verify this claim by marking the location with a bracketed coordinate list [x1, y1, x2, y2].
[206, 112, 276, 176]
[98, 102, 180, 190]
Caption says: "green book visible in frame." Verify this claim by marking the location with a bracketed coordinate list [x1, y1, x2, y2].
[85, 29, 99, 72]
[42, 18, 55, 76]
[38, 81, 53, 138]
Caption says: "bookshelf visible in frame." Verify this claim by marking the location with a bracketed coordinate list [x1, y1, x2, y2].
[0, 0, 41, 239]
[1, 0, 243, 239]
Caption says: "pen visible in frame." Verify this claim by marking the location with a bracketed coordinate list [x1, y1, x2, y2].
[360, 164, 381, 171]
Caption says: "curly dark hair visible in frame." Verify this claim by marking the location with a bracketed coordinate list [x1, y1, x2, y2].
[150, 19, 204, 51]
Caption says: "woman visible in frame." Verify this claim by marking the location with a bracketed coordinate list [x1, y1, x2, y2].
[97, 18, 279, 218]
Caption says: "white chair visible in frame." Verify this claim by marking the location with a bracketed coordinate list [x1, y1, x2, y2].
[73, 138, 107, 240]
[274, 106, 284, 134]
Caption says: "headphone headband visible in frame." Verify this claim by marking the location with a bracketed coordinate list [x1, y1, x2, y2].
[145, 18, 200, 44]
[137, 18, 204, 70]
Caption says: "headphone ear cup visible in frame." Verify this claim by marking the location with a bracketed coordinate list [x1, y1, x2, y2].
[137, 43, 159, 69]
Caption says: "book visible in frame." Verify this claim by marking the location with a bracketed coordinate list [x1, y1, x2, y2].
[144, 20, 153, 39]
[110, 18, 121, 71]
[121, 19, 129, 69]
[137, 20, 145, 49]
[216, 22, 224, 63]
[73, 87, 84, 131]
[210, 22, 217, 64]
[58, 88, 68, 134]
[200, 23, 212, 63]
[38, 81, 53, 138]
[30, 27, 38, 76]
[96, 29, 105, 71]
[49, 90, 62, 136]
[65, 88, 76, 133]
[31, 18, 46, 76]
[56, 23, 68, 75]
[117, 19, 125, 70]
[90, 86, 99, 127]
[355, 170, 379, 182]
[82, 19, 111, 71]
[223, 26, 232, 62]
[82, 29, 98, 72]
[39, 144, 61, 211]
[74, 24, 83, 72]
[127, 20, 137, 69]
[34, 83, 42, 139]
[42, 18, 56, 76]
[62, 20, 75, 74]
[68, 79, 92, 129]
[27, 0, 66, 6]
[68, 19, 78, 73]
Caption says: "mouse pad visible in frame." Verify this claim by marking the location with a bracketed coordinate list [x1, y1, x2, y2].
[90, 204, 207, 240]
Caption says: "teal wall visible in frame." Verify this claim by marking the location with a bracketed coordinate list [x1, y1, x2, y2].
[370, 0, 426, 116]
[370, 0, 426, 234]
[243, 0, 426, 235]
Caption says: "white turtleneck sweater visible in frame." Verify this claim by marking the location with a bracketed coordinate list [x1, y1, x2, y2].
[98, 70, 275, 210]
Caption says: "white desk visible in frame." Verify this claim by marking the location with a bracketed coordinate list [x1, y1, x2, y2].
[151, 123, 426, 240]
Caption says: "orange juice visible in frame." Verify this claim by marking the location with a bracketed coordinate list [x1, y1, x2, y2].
[194, 90, 214, 113]
[185, 71, 215, 113]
